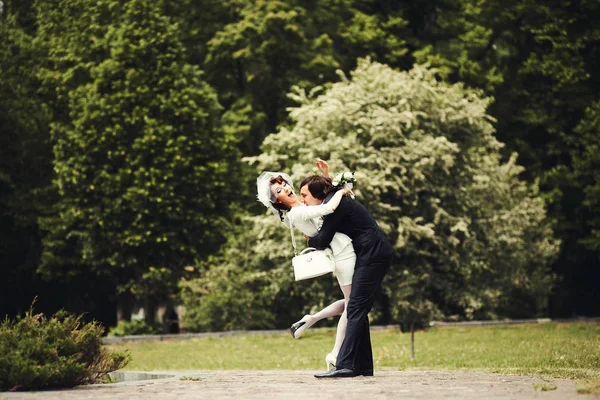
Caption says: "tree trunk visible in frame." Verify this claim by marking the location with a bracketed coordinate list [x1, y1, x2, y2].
[116, 293, 133, 322]
[144, 296, 157, 325]
[410, 322, 415, 362]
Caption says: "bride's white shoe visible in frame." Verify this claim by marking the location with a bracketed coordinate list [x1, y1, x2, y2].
[290, 315, 313, 339]
[325, 353, 337, 371]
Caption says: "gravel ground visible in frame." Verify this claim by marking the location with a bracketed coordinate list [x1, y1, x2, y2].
[1, 369, 596, 400]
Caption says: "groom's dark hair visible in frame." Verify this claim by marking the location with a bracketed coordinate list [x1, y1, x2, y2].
[300, 175, 332, 200]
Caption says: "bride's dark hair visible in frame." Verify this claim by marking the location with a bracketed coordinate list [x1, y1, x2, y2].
[269, 175, 292, 221]
[299, 175, 333, 200]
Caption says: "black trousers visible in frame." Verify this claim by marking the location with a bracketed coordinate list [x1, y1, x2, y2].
[336, 255, 391, 371]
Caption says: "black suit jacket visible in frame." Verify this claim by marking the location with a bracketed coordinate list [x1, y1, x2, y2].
[308, 194, 393, 266]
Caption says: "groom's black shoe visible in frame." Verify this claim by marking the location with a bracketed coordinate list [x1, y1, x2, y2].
[314, 368, 356, 378]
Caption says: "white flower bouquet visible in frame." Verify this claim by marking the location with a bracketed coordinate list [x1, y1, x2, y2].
[331, 171, 356, 198]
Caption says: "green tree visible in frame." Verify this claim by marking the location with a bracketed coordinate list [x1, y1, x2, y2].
[165, 0, 237, 66]
[182, 60, 559, 330]
[332, 0, 410, 71]
[572, 101, 600, 251]
[35, 0, 242, 322]
[0, 2, 53, 317]
[248, 59, 559, 323]
[203, 0, 341, 154]
[400, 0, 600, 316]
[194, 0, 412, 156]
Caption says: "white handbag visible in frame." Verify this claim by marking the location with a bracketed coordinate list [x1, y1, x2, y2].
[289, 220, 335, 281]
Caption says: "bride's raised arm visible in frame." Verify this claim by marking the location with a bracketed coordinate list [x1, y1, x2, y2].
[316, 158, 330, 178]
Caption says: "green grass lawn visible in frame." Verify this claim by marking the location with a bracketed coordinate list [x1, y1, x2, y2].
[107, 321, 600, 389]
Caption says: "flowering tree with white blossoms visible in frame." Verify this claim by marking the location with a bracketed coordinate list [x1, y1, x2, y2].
[181, 59, 559, 331]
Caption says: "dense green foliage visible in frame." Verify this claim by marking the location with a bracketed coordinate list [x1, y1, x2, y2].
[401, 0, 600, 316]
[0, 0, 598, 328]
[179, 215, 322, 331]
[182, 60, 558, 330]
[0, 3, 55, 323]
[33, 0, 243, 317]
[0, 306, 129, 391]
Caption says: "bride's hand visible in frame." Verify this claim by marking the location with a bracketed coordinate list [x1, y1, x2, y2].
[315, 158, 330, 178]
[342, 187, 355, 197]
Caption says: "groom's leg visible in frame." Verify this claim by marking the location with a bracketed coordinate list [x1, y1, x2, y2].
[356, 317, 372, 371]
[334, 261, 366, 370]
[336, 256, 390, 371]
[335, 258, 385, 370]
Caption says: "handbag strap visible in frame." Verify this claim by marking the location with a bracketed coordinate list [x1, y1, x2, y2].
[288, 218, 298, 256]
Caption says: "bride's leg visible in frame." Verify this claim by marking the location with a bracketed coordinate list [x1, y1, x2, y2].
[326, 253, 355, 368]
[313, 253, 355, 324]
[311, 299, 345, 322]
[330, 284, 352, 357]
[292, 252, 355, 340]
[290, 299, 344, 339]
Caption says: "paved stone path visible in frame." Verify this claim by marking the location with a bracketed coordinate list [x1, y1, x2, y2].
[1, 370, 595, 400]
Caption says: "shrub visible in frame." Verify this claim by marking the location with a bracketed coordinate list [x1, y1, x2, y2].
[0, 307, 130, 391]
[246, 59, 560, 323]
[107, 319, 160, 337]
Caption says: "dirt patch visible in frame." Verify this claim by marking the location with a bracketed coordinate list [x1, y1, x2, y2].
[1, 370, 594, 399]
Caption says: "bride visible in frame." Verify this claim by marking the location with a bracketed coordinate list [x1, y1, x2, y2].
[256, 160, 356, 370]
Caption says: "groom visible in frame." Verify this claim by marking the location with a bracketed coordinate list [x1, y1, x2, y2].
[300, 175, 394, 378]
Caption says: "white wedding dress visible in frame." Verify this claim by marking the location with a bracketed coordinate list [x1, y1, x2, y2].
[287, 203, 355, 286]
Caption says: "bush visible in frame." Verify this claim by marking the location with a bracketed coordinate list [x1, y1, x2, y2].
[0, 306, 130, 391]
[247, 59, 560, 322]
[107, 319, 160, 337]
